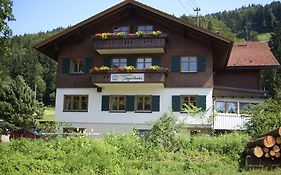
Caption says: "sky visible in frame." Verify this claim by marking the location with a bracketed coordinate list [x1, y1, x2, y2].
[9, 0, 275, 36]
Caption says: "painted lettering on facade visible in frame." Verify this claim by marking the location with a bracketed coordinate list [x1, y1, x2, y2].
[111, 73, 144, 82]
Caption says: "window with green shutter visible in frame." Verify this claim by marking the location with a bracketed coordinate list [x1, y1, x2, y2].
[152, 96, 160, 112]
[62, 58, 71, 73]
[198, 56, 206, 72]
[172, 95, 180, 111]
[197, 95, 206, 110]
[103, 57, 112, 67]
[85, 57, 93, 73]
[152, 56, 160, 66]
[171, 56, 180, 72]
[126, 96, 135, 111]
[101, 96, 109, 111]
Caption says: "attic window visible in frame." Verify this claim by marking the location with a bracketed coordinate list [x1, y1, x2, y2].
[113, 26, 129, 35]
[138, 25, 153, 34]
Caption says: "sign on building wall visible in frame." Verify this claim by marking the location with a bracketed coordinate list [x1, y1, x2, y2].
[111, 73, 144, 82]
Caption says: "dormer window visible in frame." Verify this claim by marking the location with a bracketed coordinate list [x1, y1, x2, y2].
[113, 26, 129, 35]
[138, 25, 153, 33]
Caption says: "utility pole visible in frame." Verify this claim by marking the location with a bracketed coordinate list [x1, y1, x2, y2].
[244, 25, 249, 41]
[194, 7, 201, 26]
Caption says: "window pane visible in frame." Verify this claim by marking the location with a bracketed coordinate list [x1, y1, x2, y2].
[190, 57, 197, 62]
[227, 102, 237, 113]
[119, 97, 126, 110]
[79, 61, 84, 72]
[147, 25, 153, 31]
[190, 61, 197, 72]
[189, 96, 197, 106]
[64, 96, 71, 111]
[144, 97, 151, 111]
[137, 63, 144, 69]
[70, 60, 78, 72]
[137, 97, 143, 111]
[181, 62, 188, 72]
[145, 58, 152, 68]
[112, 59, 119, 68]
[216, 102, 226, 113]
[137, 58, 144, 69]
[138, 26, 145, 31]
[81, 96, 88, 111]
[73, 96, 79, 111]
[111, 97, 118, 110]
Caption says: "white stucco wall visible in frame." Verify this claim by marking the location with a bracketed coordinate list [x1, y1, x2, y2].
[55, 84, 213, 133]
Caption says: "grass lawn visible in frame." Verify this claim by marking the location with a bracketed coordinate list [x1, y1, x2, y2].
[257, 32, 272, 42]
[41, 107, 55, 121]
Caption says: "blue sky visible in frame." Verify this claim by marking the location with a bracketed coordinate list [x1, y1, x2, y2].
[9, 0, 275, 36]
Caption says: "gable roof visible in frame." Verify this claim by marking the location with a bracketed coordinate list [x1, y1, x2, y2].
[34, 0, 232, 62]
[227, 42, 280, 69]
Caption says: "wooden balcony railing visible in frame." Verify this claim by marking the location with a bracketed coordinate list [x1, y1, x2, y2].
[92, 68, 168, 84]
[93, 34, 167, 50]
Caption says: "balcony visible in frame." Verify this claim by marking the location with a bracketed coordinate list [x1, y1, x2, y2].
[214, 114, 250, 130]
[93, 34, 167, 54]
[92, 68, 168, 86]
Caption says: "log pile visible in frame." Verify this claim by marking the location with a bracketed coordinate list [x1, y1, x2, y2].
[245, 127, 281, 168]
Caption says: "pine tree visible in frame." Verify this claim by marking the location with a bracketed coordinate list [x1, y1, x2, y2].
[0, 76, 44, 130]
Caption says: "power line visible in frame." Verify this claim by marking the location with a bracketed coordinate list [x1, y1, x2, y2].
[190, 0, 199, 8]
[185, 0, 196, 9]
[177, 0, 192, 16]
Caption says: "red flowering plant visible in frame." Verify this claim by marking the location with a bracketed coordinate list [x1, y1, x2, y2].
[92, 66, 99, 73]
[117, 66, 123, 72]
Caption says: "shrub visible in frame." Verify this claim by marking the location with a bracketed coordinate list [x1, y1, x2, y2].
[245, 97, 281, 137]
[145, 111, 184, 151]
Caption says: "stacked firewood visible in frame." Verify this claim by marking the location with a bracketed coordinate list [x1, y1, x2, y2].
[245, 127, 281, 168]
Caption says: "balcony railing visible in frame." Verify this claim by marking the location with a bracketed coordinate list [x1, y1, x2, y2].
[92, 68, 168, 84]
[214, 114, 250, 130]
[93, 34, 167, 54]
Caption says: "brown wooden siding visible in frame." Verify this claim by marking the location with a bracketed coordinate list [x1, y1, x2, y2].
[214, 70, 261, 90]
[56, 14, 213, 88]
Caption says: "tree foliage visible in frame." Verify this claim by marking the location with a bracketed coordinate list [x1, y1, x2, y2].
[245, 97, 281, 137]
[0, 0, 14, 82]
[0, 75, 44, 130]
[145, 112, 183, 151]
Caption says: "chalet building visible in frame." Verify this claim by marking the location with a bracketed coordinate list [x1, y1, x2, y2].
[35, 0, 280, 134]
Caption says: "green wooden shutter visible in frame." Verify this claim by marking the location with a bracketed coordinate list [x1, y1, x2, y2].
[172, 96, 180, 112]
[103, 57, 111, 67]
[152, 96, 160, 112]
[197, 95, 206, 110]
[171, 56, 180, 72]
[85, 57, 93, 73]
[126, 96, 135, 111]
[127, 57, 136, 67]
[198, 56, 206, 72]
[62, 58, 71, 73]
[101, 96, 109, 111]
[152, 56, 160, 66]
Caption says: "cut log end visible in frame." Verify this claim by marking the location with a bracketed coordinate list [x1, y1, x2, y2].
[263, 147, 270, 153]
[275, 152, 281, 158]
[273, 145, 280, 153]
[253, 146, 264, 158]
[264, 135, 276, 148]
[270, 150, 276, 157]
[276, 137, 281, 144]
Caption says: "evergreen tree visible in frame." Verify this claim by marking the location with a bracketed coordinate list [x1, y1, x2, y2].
[0, 76, 44, 130]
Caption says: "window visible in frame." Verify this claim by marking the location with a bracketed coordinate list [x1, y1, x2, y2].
[112, 58, 127, 68]
[216, 101, 226, 113]
[138, 25, 153, 33]
[135, 96, 152, 112]
[180, 57, 197, 72]
[113, 26, 129, 35]
[70, 59, 84, 73]
[110, 96, 126, 112]
[180, 96, 197, 112]
[215, 101, 237, 114]
[64, 95, 88, 112]
[136, 58, 152, 69]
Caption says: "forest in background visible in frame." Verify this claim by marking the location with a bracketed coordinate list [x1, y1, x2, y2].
[1, 1, 281, 106]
